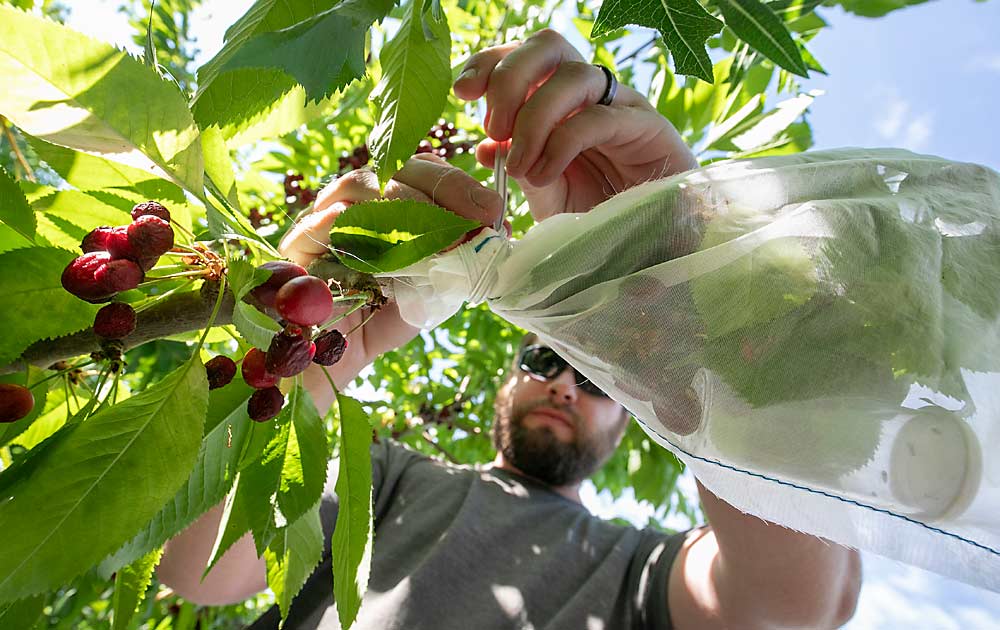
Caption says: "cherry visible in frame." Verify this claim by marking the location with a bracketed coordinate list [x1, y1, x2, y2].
[313, 329, 348, 366]
[247, 386, 284, 422]
[205, 356, 237, 390]
[250, 261, 308, 309]
[128, 215, 174, 258]
[62, 252, 127, 302]
[105, 226, 139, 261]
[94, 258, 143, 293]
[275, 276, 333, 326]
[0, 384, 34, 423]
[93, 302, 136, 339]
[81, 226, 114, 253]
[241, 348, 279, 389]
[131, 201, 171, 222]
[265, 331, 316, 377]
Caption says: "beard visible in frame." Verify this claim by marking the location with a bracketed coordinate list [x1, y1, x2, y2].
[491, 392, 614, 487]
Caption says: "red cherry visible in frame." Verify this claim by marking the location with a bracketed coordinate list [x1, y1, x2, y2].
[81, 226, 114, 253]
[248, 386, 284, 422]
[275, 276, 333, 326]
[127, 215, 174, 258]
[241, 348, 279, 389]
[265, 331, 317, 377]
[62, 252, 116, 302]
[0, 384, 34, 423]
[249, 261, 308, 309]
[93, 302, 137, 339]
[131, 201, 171, 222]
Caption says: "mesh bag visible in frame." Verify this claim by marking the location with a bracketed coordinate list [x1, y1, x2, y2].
[378, 148, 1000, 591]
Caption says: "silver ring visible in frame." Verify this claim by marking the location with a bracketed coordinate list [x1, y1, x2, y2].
[594, 64, 618, 106]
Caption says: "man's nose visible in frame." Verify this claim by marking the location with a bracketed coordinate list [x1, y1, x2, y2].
[547, 369, 579, 405]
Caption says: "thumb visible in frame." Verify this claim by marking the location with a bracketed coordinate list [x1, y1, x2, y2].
[279, 202, 350, 266]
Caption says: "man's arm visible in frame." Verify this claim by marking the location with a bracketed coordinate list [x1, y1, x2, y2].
[667, 480, 862, 630]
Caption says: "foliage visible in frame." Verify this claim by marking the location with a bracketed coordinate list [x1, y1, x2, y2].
[0, 0, 956, 627]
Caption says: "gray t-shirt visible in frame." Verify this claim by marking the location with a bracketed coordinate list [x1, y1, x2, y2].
[249, 439, 688, 629]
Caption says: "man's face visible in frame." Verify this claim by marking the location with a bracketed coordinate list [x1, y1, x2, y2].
[491, 346, 628, 487]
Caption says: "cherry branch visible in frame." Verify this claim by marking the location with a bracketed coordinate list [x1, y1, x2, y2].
[0, 282, 235, 375]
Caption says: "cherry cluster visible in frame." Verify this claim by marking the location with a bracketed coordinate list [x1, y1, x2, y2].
[415, 120, 475, 160]
[61, 202, 175, 303]
[206, 261, 350, 422]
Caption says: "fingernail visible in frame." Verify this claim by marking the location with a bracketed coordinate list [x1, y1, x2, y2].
[470, 186, 499, 213]
[456, 67, 478, 84]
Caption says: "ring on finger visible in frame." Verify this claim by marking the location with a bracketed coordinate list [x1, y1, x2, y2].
[593, 64, 618, 106]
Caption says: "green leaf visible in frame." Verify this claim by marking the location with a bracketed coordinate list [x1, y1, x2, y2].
[728, 90, 819, 152]
[264, 502, 324, 621]
[0, 5, 204, 196]
[233, 302, 283, 349]
[0, 247, 99, 365]
[111, 547, 162, 630]
[370, 0, 452, 189]
[25, 134, 187, 203]
[207, 384, 326, 570]
[32, 190, 132, 252]
[717, 0, 809, 76]
[201, 125, 241, 211]
[329, 199, 479, 274]
[0, 595, 45, 630]
[101, 382, 254, 574]
[331, 393, 374, 630]
[592, 0, 723, 83]
[228, 257, 271, 301]
[0, 358, 208, 602]
[830, 0, 930, 18]
[0, 166, 35, 245]
[766, 0, 823, 20]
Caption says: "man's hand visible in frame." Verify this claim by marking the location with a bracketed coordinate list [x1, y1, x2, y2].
[454, 28, 698, 221]
[279, 154, 504, 371]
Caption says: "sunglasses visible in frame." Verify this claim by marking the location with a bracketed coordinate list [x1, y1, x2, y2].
[517, 345, 611, 399]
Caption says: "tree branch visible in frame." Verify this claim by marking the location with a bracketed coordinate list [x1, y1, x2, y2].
[0, 282, 235, 375]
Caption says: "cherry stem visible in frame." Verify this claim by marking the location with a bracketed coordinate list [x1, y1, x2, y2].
[137, 270, 208, 288]
[315, 296, 368, 330]
[29, 359, 95, 390]
[170, 220, 196, 242]
[345, 307, 379, 337]
[193, 274, 228, 356]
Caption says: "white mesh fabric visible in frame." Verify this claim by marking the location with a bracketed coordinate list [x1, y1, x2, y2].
[378, 148, 1000, 591]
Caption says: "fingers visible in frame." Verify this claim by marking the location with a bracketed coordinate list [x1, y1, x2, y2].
[503, 61, 615, 178]
[524, 105, 672, 188]
[279, 202, 349, 266]
[393, 153, 503, 228]
[454, 29, 585, 141]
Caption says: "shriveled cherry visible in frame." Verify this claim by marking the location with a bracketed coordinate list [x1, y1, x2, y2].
[0, 384, 34, 423]
[313, 329, 348, 366]
[128, 215, 174, 258]
[249, 261, 308, 309]
[248, 386, 284, 422]
[275, 276, 333, 327]
[241, 348, 279, 389]
[131, 201, 171, 222]
[205, 355, 237, 390]
[105, 226, 139, 261]
[94, 258, 144, 293]
[93, 302, 136, 339]
[265, 331, 316, 377]
[62, 252, 116, 302]
[81, 226, 114, 253]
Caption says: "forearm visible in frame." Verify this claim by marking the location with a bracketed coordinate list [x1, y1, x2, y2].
[696, 480, 862, 629]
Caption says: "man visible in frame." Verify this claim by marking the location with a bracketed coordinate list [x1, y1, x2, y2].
[158, 29, 862, 629]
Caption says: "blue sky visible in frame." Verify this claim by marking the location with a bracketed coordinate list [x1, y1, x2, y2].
[59, 1, 1000, 627]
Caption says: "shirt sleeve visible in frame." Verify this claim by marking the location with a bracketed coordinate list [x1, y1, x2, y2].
[629, 527, 692, 630]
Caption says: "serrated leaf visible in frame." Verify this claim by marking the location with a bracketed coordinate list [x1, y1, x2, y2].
[25, 134, 187, 204]
[0, 247, 99, 365]
[766, 0, 823, 20]
[100, 382, 254, 574]
[729, 89, 818, 151]
[0, 5, 204, 196]
[228, 257, 271, 301]
[111, 547, 162, 630]
[32, 190, 133, 252]
[0, 165, 35, 245]
[201, 125, 241, 211]
[233, 302, 283, 349]
[331, 393, 373, 630]
[206, 384, 326, 572]
[0, 595, 45, 630]
[264, 502, 324, 622]
[370, 0, 452, 189]
[0, 358, 208, 602]
[193, 0, 392, 132]
[329, 199, 479, 274]
[717, 0, 809, 77]
[592, 0, 723, 83]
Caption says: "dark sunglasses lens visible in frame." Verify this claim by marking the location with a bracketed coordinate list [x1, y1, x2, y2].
[575, 372, 610, 398]
[520, 346, 564, 377]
